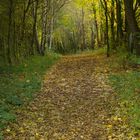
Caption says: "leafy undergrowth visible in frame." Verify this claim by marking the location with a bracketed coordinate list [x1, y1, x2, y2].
[0, 52, 60, 138]
[108, 52, 140, 138]
[110, 72, 140, 131]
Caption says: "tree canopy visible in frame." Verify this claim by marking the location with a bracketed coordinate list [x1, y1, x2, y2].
[0, 0, 140, 64]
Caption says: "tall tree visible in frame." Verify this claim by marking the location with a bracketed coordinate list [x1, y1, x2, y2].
[81, 7, 86, 51]
[100, 0, 110, 57]
[116, 0, 123, 45]
[7, 0, 13, 64]
[110, 0, 115, 48]
[124, 0, 139, 32]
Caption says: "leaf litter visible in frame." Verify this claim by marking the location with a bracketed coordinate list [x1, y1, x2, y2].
[3, 54, 137, 140]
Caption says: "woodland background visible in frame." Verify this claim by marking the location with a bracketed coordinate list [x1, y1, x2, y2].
[0, 0, 140, 64]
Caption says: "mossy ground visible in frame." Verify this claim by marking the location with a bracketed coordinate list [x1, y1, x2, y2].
[0, 52, 60, 139]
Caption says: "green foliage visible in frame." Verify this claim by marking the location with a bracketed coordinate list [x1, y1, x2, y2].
[128, 55, 140, 65]
[0, 103, 16, 130]
[109, 71, 140, 129]
[6, 95, 23, 106]
[0, 132, 3, 140]
[0, 111, 16, 122]
[0, 52, 60, 130]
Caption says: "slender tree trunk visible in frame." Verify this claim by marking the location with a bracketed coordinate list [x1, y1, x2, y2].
[35, 26, 40, 54]
[111, 0, 115, 48]
[81, 7, 86, 51]
[90, 25, 95, 49]
[100, 21, 104, 46]
[49, 17, 54, 50]
[93, 8, 100, 48]
[40, 0, 48, 55]
[116, 0, 123, 46]
[22, 0, 31, 39]
[103, 0, 110, 57]
[7, 0, 13, 64]
[48, 0, 54, 50]
[31, 0, 39, 55]
[13, 20, 17, 62]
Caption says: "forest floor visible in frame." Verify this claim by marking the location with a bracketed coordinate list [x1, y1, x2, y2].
[2, 53, 139, 140]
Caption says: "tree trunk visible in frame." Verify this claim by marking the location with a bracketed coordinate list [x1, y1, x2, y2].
[31, 0, 39, 55]
[111, 0, 115, 48]
[40, 0, 48, 55]
[90, 25, 95, 50]
[49, 16, 54, 50]
[93, 8, 100, 48]
[124, 0, 139, 32]
[116, 0, 123, 46]
[7, 0, 13, 64]
[124, 0, 140, 55]
[81, 7, 86, 51]
[22, 0, 31, 39]
[103, 0, 110, 57]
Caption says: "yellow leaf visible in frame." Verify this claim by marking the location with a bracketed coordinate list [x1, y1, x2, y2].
[113, 116, 118, 121]
[107, 125, 112, 128]
[6, 129, 10, 132]
[35, 133, 39, 136]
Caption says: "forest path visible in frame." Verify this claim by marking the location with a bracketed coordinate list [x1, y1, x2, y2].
[4, 54, 115, 140]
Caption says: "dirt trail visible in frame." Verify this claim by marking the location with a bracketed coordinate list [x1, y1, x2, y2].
[4, 55, 115, 140]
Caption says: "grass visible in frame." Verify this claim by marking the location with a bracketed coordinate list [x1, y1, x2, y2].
[0, 52, 60, 133]
[109, 51, 140, 134]
[67, 47, 106, 57]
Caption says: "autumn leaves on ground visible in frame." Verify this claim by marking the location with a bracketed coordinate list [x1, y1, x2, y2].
[1, 52, 138, 140]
